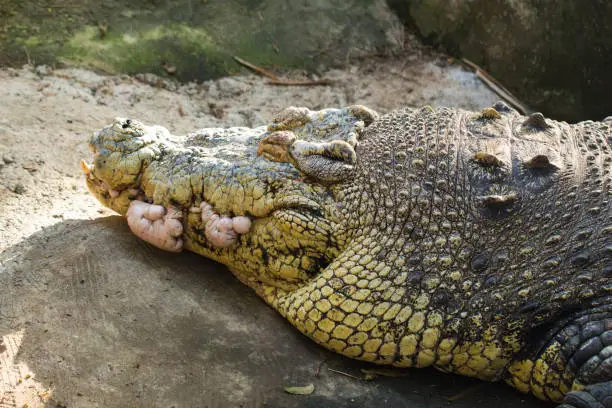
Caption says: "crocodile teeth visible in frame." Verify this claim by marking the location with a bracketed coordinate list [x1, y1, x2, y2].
[80, 159, 93, 176]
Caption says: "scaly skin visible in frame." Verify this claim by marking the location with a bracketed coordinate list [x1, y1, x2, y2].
[82, 103, 612, 407]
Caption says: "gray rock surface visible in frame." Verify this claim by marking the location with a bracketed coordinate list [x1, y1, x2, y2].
[0, 217, 545, 407]
[388, 0, 612, 121]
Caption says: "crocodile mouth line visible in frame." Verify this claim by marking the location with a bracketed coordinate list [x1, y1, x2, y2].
[81, 155, 332, 252]
[82, 157, 324, 216]
[80, 158, 144, 200]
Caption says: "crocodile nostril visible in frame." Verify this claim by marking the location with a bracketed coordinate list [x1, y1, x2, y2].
[122, 119, 131, 129]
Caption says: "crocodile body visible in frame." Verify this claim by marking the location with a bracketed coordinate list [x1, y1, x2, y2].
[83, 103, 612, 407]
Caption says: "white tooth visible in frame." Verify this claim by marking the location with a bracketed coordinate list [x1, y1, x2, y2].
[80, 159, 92, 175]
[109, 189, 120, 198]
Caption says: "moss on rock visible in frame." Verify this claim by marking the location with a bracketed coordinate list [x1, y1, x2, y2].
[0, 0, 402, 81]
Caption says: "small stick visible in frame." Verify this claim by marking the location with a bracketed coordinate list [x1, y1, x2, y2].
[310, 42, 333, 58]
[23, 46, 31, 66]
[327, 368, 362, 380]
[446, 384, 484, 402]
[233, 56, 278, 80]
[267, 79, 331, 87]
[460, 58, 530, 115]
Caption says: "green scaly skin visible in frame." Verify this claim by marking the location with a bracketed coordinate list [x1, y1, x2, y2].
[83, 103, 612, 407]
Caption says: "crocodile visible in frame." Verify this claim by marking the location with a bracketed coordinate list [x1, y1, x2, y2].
[81, 103, 611, 407]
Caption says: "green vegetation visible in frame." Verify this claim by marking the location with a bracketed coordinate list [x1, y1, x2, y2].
[0, 0, 399, 81]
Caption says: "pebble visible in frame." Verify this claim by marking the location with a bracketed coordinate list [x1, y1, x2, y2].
[12, 183, 26, 194]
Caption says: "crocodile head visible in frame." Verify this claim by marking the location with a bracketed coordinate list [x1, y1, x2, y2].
[82, 106, 378, 290]
[81, 118, 167, 213]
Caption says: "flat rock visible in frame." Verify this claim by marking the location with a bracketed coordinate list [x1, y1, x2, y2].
[0, 217, 545, 407]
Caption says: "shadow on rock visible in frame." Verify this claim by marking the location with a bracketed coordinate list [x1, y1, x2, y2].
[0, 217, 545, 408]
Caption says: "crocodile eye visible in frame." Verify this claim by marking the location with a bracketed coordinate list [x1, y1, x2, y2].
[122, 119, 131, 129]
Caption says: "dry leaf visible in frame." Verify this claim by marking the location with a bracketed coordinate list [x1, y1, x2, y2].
[284, 383, 315, 395]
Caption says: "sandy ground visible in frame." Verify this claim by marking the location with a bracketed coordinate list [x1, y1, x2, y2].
[0, 54, 545, 407]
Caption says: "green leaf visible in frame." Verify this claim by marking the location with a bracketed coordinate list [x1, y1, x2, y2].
[283, 383, 315, 395]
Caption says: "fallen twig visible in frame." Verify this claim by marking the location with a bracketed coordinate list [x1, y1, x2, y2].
[460, 58, 530, 115]
[233, 56, 278, 80]
[23, 46, 32, 66]
[327, 367, 362, 380]
[310, 42, 333, 58]
[360, 367, 410, 378]
[233, 55, 330, 87]
[98, 23, 108, 40]
[446, 384, 484, 402]
[267, 79, 331, 87]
